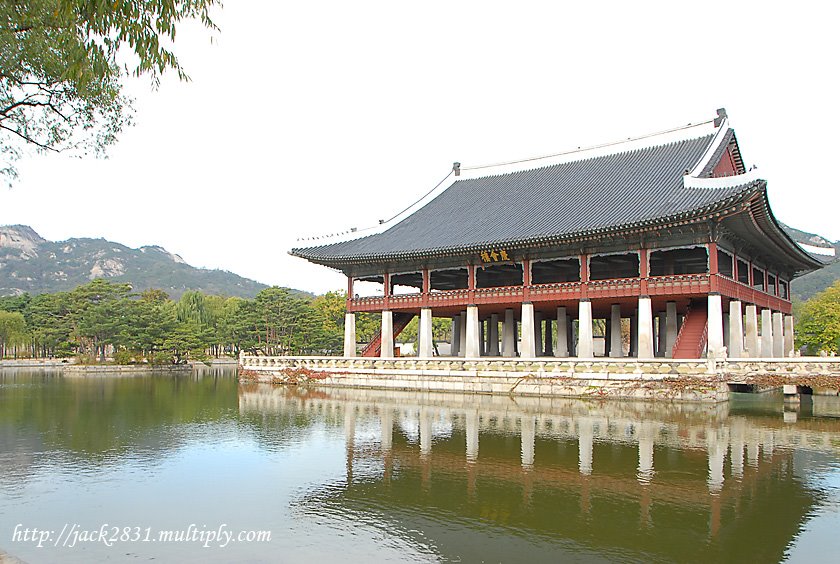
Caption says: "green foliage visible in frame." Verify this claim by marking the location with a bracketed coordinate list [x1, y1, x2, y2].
[0, 280, 351, 361]
[0, 0, 221, 182]
[0, 310, 27, 357]
[796, 281, 840, 354]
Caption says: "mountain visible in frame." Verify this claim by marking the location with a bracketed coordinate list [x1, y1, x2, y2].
[0, 225, 271, 299]
[780, 224, 838, 301]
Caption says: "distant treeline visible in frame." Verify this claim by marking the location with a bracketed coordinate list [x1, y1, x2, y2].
[0, 280, 361, 363]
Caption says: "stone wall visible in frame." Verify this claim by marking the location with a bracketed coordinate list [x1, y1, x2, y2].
[240, 356, 730, 402]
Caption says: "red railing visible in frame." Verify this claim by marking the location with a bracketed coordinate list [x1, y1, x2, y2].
[347, 273, 790, 313]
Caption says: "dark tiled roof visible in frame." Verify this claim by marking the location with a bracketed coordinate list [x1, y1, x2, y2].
[293, 134, 752, 265]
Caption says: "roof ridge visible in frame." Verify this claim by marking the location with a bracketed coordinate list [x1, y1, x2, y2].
[458, 132, 718, 183]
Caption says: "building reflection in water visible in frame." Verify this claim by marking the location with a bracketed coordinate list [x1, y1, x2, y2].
[239, 385, 840, 563]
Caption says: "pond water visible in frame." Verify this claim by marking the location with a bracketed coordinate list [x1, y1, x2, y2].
[1, 368, 839, 563]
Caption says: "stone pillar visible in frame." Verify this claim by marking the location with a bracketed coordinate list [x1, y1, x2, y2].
[728, 300, 744, 358]
[745, 304, 758, 357]
[520, 302, 537, 358]
[629, 310, 638, 357]
[418, 307, 434, 358]
[760, 308, 773, 358]
[610, 304, 622, 358]
[451, 314, 461, 357]
[465, 305, 481, 358]
[488, 313, 500, 356]
[534, 312, 543, 356]
[772, 311, 784, 358]
[502, 308, 516, 357]
[343, 312, 357, 357]
[479, 320, 486, 356]
[554, 307, 569, 357]
[784, 315, 795, 357]
[521, 416, 536, 468]
[458, 312, 467, 357]
[466, 409, 479, 462]
[657, 312, 667, 357]
[577, 300, 594, 358]
[665, 301, 678, 358]
[637, 296, 654, 359]
[707, 293, 724, 357]
[381, 310, 394, 357]
[544, 318, 554, 357]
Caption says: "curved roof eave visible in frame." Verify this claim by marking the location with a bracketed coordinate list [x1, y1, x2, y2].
[290, 183, 762, 270]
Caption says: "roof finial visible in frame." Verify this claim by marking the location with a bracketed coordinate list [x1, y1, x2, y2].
[453, 162, 461, 176]
[714, 108, 727, 128]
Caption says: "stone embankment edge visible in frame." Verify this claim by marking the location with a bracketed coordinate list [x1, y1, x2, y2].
[239, 356, 840, 403]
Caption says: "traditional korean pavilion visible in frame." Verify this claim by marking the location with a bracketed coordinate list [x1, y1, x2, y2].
[292, 109, 823, 360]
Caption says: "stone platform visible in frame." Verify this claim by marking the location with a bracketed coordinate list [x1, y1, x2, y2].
[239, 356, 840, 403]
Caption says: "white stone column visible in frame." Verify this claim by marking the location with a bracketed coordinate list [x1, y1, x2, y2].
[760, 308, 773, 358]
[418, 308, 434, 358]
[381, 310, 394, 357]
[577, 299, 594, 358]
[665, 301, 678, 358]
[520, 302, 537, 358]
[458, 312, 467, 357]
[488, 313, 500, 356]
[637, 296, 654, 359]
[502, 308, 516, 357]
[784, 315, 795, 357]
[451, 314, 461, 357]
[554, 307, 569, 357]
[466, 409, 479, 462]
[728, 300, 744, 358]
[521, 416, 536, 468]
[578, 419, 593, 476]
[707, 293, 724, 357]
[343, 312, 357, 357]
[772, 311, 784, 358]
[745, 304, 758, 357]
[610, 304, 622, 358]
[465, 305, 481, 358]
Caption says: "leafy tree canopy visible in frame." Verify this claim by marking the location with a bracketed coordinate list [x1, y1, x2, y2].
[0, 0, 221, 182]
[796, 281, 840, 354]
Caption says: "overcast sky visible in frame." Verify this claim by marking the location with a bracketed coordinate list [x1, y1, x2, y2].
[1, 1, 837, 294]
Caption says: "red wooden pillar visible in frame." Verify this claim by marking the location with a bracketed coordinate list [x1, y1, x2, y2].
[579, 254, 589, 299]
[421, 268, 430, 308]
[467, 264, 476, 302]
[522, 259, 531, 301]
[708, 242, 719, 292]
[732, 252, 739, 283]
[383, 272, 391, 309]
[639, 248, 649, 294]
[346, 276, 354, 310]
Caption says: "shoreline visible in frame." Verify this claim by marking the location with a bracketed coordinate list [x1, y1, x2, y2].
[0, 357, 240, 373]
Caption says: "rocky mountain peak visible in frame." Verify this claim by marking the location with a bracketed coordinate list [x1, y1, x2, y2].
[0, 225, 46, 258]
